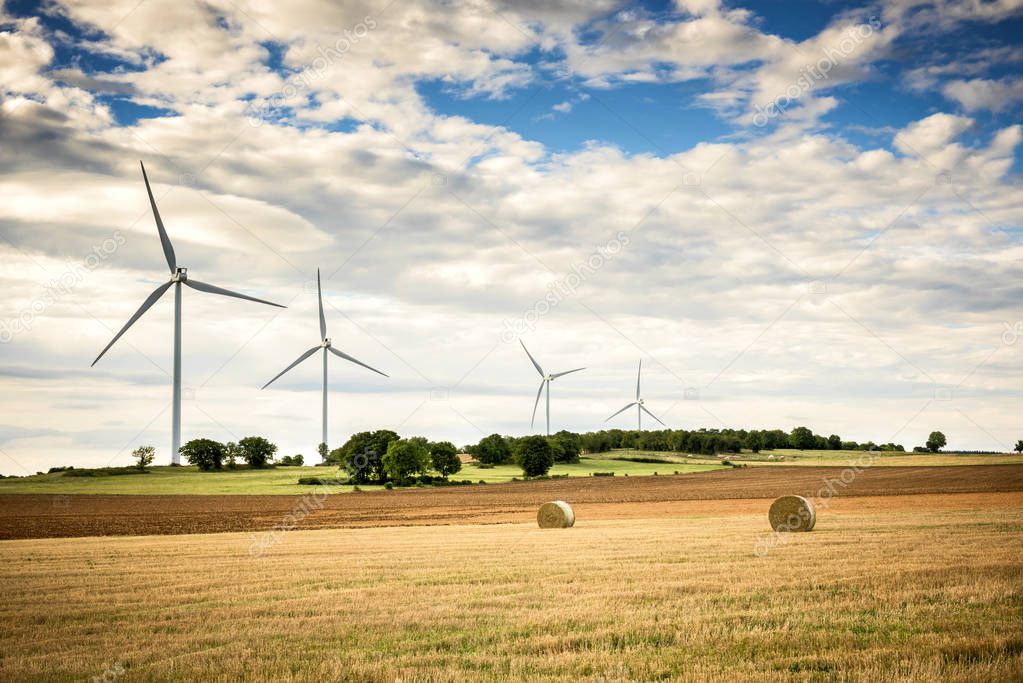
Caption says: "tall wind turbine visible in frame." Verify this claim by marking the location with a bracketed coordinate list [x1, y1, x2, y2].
[261, 269, 387, 459]
[605, 359, 666, 430]
[520, 340, 584, 436]
[92, 161, 286, 465]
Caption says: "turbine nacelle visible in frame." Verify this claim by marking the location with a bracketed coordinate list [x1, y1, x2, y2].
[171, 267, 188, 283]
[322, 338, 332, 348]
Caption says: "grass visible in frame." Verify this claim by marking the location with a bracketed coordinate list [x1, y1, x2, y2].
[1, 503, 1021, 681]
[0, 459, 726, 495]
[598, 448, 1023, 468]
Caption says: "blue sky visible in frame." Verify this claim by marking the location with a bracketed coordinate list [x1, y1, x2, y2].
[0, 0, 1021, 471]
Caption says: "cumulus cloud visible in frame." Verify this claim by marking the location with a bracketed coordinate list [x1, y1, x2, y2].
[0, 0, 1020, 472]
[943, 77, 1023, 112]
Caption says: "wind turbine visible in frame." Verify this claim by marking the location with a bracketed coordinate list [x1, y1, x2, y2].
[261, 269, 387, 459]
[92, 161, 286, 465]
[605, 359, 666, 430]
[520, 340, 584, 436]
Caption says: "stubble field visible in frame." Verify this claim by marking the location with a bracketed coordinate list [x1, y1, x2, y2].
[1, 500, 1022, 681]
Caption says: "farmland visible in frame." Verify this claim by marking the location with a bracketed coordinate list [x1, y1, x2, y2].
[2, 497, 1021, 681]
[2, 464, 1021, 540]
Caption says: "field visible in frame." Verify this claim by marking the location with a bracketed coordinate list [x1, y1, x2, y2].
[3, 465, 1021, 539]
[2, 498, 1022, 681]
[0, 459, 725, 496]
[2, 449, 1018, 496]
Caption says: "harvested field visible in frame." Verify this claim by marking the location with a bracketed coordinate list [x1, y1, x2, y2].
[1, 504, 1022, 681]
[2, 464, 1021, 539]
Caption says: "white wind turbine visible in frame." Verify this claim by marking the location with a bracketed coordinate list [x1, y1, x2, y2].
[605, 359, 666, 430]
[92, 161, 286, 464]
[261, 269, 387, 459]
[520, 340, 584, 436]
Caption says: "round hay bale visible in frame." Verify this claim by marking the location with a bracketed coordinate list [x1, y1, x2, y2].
[537, 500, 575, 528]
[768, 495, 816, 532]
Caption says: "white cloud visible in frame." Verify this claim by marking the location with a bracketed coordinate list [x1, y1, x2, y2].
[943, 77, 1023, 112]
[0, 1, 1021, 471]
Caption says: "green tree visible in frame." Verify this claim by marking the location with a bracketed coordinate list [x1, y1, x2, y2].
[223, 441, 243, 469]
[516, 435, 554, 477]
[332, 430, 400, 482]
[926, 431, 947, 453]
[827, 434, 842, 450]
[383, 437, 431, 483]
[1015, 440, 1023, 454]
[549, 430, 582, 463]
[429, 441, 461, 478]
[789, 426, 815, 450]
[317, 442, 328, 463]
[132, 445, 155, 471]
[473, 433, 512, 464]
[239, 436, 277, 468]
[180, 438, 225, 471]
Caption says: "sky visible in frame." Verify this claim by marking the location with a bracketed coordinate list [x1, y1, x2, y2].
[0, 0, 1021, 473]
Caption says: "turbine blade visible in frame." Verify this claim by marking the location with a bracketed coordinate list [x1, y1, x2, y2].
[640, 404, 666, 426]
[317, 268, 326, 340]
[327, 346, 388, 377]
[140, 161, 176, 274]
[91, 280, 173, 366]
[551, 367, 585, 379]
[184, 279, 286, 308]
[530, 380, 544, 428]
[636, 359, 642, 400]
[604, 402, 637, 422]
[261, 346, 320, 389]
[519, 340, 544, 376]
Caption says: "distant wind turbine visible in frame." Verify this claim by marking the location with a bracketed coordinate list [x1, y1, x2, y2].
[605, 359, 665, 430]
[520, 340, 584, 436]
[261, 269, 387, 460]
[92, 161, 286, 465]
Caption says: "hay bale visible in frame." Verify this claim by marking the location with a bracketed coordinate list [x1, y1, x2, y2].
[768, 495, 816, 532]
[537, 500, 575, 528]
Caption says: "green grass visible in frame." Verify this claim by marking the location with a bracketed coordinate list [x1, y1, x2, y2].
[2, 449, 1016, 495]
[602, 448, 1023, 467]
[0, 459, 725, 495]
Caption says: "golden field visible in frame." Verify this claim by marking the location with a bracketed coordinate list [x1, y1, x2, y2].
[2, 493, 1022, 682]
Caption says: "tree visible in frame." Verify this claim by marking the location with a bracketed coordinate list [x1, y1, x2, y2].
[383, 437, 431, 483]
[827, 434, 842, 450]
[132, 445, 155, 471]
[1014, 440, 1022, 454]
[473, 433, 512, 465]
[429, 441, 461, 478]
[239, 436, 277, 468]
[789, 426, 815, 450]
[926, 431, 947, 453]
[549, 430, 582, 463]
[516, 435, 554, 477]
[317, 442, 328, 463]
[332, 430, 400, 482]
[180, 438, 225, 471]
[223, 441, 243, 469]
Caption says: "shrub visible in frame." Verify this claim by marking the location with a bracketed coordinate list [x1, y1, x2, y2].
[384, 482, 394, 490]
[48, 466, 74, 473]
[180, 438, 225, 471]
[239, 436, 276, 468]
[515, 435, 554, 477]
[592, 471, 615, 477]
[278, 454, 304, 466]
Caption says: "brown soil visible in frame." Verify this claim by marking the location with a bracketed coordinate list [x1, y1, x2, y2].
[2, 464, 1021, 540]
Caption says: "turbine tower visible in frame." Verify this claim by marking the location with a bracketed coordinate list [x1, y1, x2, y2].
[92, 161, 286, 464]
[605, 359, 666, 430]
[261, 269, 387, 460]
[520, 340, 584, 436]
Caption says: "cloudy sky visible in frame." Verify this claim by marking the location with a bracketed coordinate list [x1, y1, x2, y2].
[1, 0, 1021, 472]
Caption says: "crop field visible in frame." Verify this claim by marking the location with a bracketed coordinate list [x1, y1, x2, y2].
[2, 495, 1022, 682]
[2, 464, 1021, 539]
[598, 449, 1023, 468]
